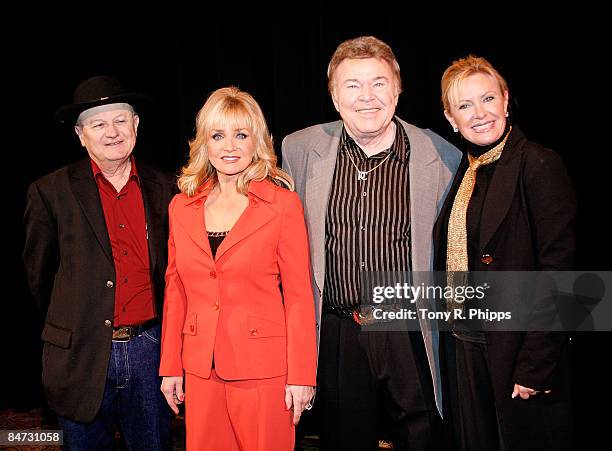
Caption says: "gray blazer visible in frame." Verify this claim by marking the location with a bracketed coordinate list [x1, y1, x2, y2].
[281, 118, 461, 414]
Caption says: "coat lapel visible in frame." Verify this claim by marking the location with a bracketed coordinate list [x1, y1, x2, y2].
[304, 123, 342, 292]
[214, 189, 277, 262]
[69, 159, 114, 264]
[403, 121, 441, 273]
[139, 165, 163, 271]
[175, 190, 213, 259]
[401, 121, 448, 416]
[176, 181, 279, 263]
[479, 129, 525, 252]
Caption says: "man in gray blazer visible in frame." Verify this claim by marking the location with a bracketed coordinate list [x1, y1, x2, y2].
[282, 36, 461, 450]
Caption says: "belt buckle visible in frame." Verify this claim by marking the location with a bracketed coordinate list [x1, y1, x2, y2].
[112, 326, 133, 341]
[353, 304, 402, 326]
[352, 306, 376, 326]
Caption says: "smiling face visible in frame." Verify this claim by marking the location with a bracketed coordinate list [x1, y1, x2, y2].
[331, 57, 399, 142]
[206, 124, 255, 181]
[75, 108, 139, 166]
[444, 72, 509, 146]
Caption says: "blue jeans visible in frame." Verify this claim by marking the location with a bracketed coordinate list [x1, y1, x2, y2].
[58, 324, 172, 451]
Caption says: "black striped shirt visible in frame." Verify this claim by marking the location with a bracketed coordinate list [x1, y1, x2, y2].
[323, 119, 411, 309]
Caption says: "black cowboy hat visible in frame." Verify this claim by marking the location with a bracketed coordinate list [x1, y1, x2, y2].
[54, 75, 150, 124]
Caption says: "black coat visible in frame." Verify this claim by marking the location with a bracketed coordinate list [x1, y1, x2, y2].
[23, 157, 177, 422]
[433, 127, 576, 450]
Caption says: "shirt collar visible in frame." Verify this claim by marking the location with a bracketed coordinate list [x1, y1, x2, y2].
[91, 155, 140, 186]
[185, 179, 277, 205]
[339, 117, 408, 163]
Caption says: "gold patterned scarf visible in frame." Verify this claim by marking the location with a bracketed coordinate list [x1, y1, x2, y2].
[446, 127, 512, 311]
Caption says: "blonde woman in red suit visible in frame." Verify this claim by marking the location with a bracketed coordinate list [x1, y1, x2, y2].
[159, 87, 317, 450]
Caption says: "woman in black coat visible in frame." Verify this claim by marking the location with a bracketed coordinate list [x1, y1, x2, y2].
[434, 55, 576, 451]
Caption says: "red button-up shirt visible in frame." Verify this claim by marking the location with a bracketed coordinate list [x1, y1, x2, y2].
[91, 157, 155, 326]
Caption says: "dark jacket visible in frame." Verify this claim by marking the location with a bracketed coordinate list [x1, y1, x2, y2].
[433, 126, 576, 450]
[23, 157, 177, 422]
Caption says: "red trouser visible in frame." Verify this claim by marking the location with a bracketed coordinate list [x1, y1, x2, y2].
[185, 370, 295, 450]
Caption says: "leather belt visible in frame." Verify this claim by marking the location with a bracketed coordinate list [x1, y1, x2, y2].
[323, 304, 405, 326]
[112, 318, 159, 342]
[322, 303, 356, 320]
[323, 304, 402, 326]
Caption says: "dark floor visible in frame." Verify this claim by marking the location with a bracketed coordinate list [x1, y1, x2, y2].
[0, 407, 392, 450]
[0, 406, 186, 451]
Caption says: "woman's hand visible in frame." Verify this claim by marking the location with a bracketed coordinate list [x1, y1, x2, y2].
[285, 385, 315, 425]
[512, 383, 552, 400]
[161, 376, 185, 414]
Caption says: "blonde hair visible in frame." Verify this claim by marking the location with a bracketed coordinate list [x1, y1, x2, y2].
[441, 55, 508, 112]
[327, 36, 402, 97]
[178, 87, 293, 196]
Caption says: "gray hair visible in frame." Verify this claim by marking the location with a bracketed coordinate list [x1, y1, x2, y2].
[76, 103, 135, 126]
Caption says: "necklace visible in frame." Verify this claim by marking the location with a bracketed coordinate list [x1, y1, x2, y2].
[207, 230, 230, 237]
[346, 148, 392, 180]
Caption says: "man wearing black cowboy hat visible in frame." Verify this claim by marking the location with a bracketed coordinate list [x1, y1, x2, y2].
[23, 75, 175, 450]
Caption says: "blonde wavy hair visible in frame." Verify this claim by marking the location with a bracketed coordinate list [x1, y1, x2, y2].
[178, 87, 293, 196]
[441, 55, 508, 113]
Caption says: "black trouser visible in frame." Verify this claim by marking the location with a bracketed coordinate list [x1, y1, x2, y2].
[454, 338, 503, 451]
[317, 313, 440, 451]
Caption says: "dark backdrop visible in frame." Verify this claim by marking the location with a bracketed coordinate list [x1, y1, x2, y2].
[6, 12, 608, 449]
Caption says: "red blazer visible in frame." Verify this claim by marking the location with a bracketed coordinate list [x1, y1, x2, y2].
[159, 179, 317, 386]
